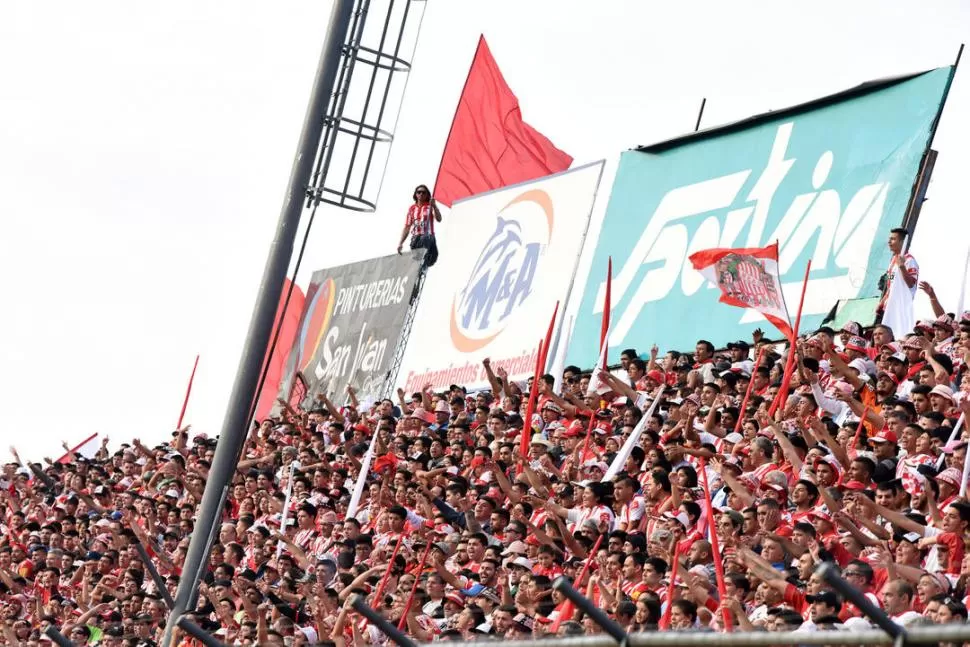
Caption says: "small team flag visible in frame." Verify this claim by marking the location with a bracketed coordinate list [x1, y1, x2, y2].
[689, 242, 794, 341]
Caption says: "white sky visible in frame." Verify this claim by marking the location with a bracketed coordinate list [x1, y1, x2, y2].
[2, 0, 968, 462]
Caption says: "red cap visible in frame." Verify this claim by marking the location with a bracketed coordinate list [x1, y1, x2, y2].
[842, 480, 868, 491]
[809, 509, 833, 524]
[647, 370, 665, 384]
[870, 429, 898, 444]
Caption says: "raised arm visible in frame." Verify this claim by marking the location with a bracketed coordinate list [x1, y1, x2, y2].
[920, 281, 946, 318]
[482, 358, 503, 396]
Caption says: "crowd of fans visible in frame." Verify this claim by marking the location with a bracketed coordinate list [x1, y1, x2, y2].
[5, 232, 970, 647]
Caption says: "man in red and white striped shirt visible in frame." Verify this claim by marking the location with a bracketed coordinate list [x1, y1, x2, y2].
[397, 183, 442, 266]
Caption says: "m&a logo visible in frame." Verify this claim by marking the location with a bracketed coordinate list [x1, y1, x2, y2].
[599, 122, 890, 345]
[450, 190, 554, 352]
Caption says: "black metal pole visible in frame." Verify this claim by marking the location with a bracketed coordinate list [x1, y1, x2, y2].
[159, 1, 355, 645]
[132, 539, 175, 609]
[176, 617, 230, 647]
[552, 577, 628, 644]
[902, 43, 963, 246]
[350, 594, 417, 647]
[694, 97, 707, 132]
[43, 626, 76, 647]
[817, 562, 903, 641]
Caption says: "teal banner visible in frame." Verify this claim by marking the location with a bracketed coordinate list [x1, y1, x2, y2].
[568, 68, 952, 365]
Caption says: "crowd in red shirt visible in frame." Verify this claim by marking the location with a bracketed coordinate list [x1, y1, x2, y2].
[5, 238, 970, 646]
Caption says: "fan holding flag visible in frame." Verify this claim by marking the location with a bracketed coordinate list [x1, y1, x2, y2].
[689, 243, 795, 342]
[690, 242, 811, 415]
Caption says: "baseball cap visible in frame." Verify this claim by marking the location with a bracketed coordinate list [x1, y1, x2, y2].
[662, 511, 690, 528]
[502, 540, 529, 556]
[870, 430, 898, 444]
[930, 385, 955, 402]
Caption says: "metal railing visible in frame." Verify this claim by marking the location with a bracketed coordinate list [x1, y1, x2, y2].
[425, 626, 970, 647]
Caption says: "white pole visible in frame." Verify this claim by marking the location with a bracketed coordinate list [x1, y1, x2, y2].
[276, 461, 297, 559]
[937, 413, 965, 469]
[958, 414, 970, 498]
[603, 386, 664, 481]
[346, 426, 381, 519]
[956, 246, 970, 318]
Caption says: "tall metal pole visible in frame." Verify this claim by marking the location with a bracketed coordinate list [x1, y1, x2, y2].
[160, 1, 355, 644]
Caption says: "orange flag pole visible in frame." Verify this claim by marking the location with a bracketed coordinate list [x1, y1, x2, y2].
[769, 261, 812, 417]
[176, 354, 200, 430]
[550, 533, 604, 632]
[518, 302, 560, 457]
[397, 540, 434, 629]
[699, 458, 732, 631]
[734, 346, 766, 433]
[371, 533, 405, 606]
[519, 340, 545, 458]
[849, 406, 870, 459]
[658, 541, 682, 630]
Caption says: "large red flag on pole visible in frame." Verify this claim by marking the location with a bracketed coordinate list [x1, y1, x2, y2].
[433, 35, 573, 207]
[253, 278, 306, 422]
[689, 242, 794, 342]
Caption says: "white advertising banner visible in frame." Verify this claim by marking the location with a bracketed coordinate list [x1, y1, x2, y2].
[398, 161, 604, 392]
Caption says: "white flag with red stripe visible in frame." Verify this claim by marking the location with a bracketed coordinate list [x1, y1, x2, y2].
[56, 433, 99, 464]
[689, 242, 794, 341]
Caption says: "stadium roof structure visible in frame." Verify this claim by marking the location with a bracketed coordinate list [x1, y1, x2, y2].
[633, 69, 937, 153]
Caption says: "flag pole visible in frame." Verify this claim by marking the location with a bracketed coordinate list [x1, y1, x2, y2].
[519, 303, 560, 457]
[960, 424, 970, 498]
[550, 533, 604, 632]
[940, 413, 966, 470]
[658, 542, 682, 629]
[733, 346, 766, 433]
[698, 458, 732, 632]
[176, 355, 200, 430]
[397, 540, 434, 630]
[519, 340, 545, 458]
[769, 260, 812, 416]
[956, 245, 970, 318]
[849, 406, 870, 460]
[694, 97, 707, 132]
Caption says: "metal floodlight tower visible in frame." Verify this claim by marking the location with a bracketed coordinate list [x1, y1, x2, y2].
[307, 0, 428, 212]
[160, 1, 427, 645]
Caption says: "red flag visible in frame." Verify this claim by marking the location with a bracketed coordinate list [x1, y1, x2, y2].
[689, 242, 794, 341]
[518, 302, 560, 457]
[433, 35, 572, 207]
[253, 279, 306, 422]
